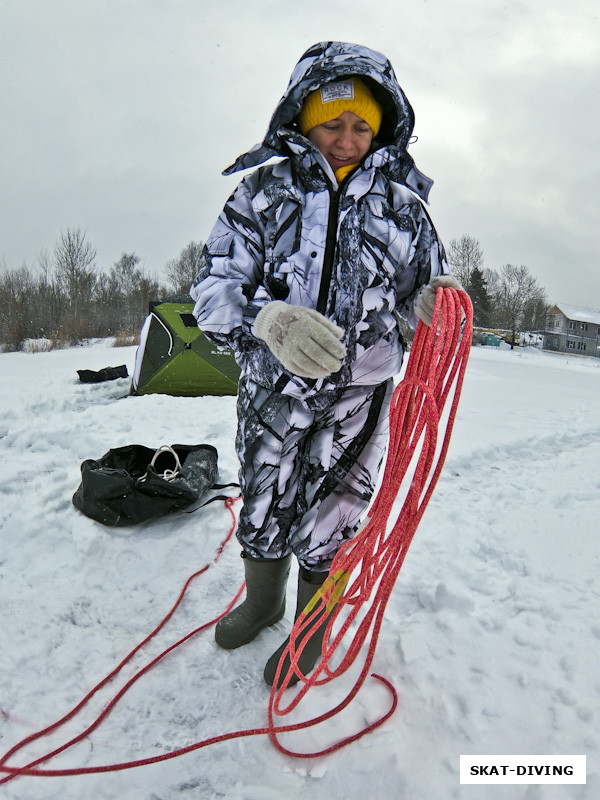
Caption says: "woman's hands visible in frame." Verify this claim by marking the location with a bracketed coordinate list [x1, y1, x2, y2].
[416, 275, 462, 326]
[254, 301, 346, 379]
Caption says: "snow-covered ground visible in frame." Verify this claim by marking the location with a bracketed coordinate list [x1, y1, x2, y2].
[1, 340, 599, 799]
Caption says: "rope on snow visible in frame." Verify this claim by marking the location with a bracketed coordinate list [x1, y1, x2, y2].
[0, 286, 472, 781]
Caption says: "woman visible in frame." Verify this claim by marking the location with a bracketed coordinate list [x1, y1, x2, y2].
[191, 41, 457, 686]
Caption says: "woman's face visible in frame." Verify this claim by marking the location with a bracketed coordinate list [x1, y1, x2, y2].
[307, 110, 374, 172]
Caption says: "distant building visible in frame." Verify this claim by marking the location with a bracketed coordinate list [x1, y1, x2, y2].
[545, 304, 600, 358]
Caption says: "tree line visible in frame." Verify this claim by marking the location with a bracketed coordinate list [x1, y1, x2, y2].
[447, 234, 548, 346]
[0, 228, 203, 351]
[1, 229, 548, 352]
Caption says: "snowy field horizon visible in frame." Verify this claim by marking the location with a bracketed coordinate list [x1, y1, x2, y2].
[1, 339, 599, 799]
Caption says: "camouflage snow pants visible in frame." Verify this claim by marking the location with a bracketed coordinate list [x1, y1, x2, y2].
[235, 375, 394, 571]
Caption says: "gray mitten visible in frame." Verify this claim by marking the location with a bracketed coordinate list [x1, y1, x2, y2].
[416, 275, 462, 326]
[254, 301, 346, 379]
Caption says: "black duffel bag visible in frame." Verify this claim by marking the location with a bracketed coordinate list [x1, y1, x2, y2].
[77, 365, 129, 383]
[72, 443, 219, 526]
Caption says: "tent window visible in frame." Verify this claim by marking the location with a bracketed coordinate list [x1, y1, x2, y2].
[180, 313, 199, 328]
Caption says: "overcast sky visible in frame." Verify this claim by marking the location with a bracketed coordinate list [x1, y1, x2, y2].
[1, 0, 598, 308]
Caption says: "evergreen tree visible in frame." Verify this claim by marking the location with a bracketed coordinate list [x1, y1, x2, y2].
[468, 266, 492, 327]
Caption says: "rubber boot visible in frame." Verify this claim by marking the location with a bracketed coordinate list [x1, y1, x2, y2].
[263, 567, 333, 687]
[215, 552, 292, 650]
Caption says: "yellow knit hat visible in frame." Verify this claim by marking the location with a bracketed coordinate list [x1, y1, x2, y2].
[298, 76, 382, 136]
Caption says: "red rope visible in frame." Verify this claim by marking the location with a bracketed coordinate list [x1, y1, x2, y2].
[0, 497, 243, 784]
[0, 287, 472, 781]
[267, 287, 473, 756]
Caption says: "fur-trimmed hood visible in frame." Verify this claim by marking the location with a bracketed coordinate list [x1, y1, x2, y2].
[223, 41, 432, 201]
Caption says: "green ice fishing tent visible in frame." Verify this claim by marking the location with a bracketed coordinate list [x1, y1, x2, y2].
[131, 297, 240, 397]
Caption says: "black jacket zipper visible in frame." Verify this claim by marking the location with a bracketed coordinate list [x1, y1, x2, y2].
[316, 187, 340, 316]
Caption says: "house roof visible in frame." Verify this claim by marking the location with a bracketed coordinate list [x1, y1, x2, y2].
[548, 304, 600, 325]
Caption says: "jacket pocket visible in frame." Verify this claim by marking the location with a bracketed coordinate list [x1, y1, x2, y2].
[205, 231, 235, 257]
[258, 196, 304, 299]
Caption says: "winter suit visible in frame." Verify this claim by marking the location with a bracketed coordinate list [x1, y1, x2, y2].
[191, 41, 448, 573]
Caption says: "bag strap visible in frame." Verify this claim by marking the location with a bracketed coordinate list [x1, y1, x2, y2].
[182, 483, 241, 514]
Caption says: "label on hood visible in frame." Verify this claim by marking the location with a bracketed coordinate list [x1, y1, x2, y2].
[320, 80, 355, 104]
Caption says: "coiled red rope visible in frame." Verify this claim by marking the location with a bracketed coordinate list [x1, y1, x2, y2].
[268, 286, 473, 755]
[0, 286, 472, 782]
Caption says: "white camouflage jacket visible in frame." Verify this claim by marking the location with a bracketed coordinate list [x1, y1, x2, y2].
[191, 41, 448, 406]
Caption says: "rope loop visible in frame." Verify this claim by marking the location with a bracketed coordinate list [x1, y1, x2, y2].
[137, 445, 182, 484]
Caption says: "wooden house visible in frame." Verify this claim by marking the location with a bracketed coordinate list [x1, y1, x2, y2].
[545, 304, 600, 357]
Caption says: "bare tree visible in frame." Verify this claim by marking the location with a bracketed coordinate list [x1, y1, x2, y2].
[111, 252, 140, 297]
[483, 267, 501, 298]
[165, 241, 204, 295]
[0, 265, 33, 350]
[447, 235, 484, 292]
[53, 227, 97, 316]
[101, 252, 162, 334]
[38, 248, 52, 284]
[101, 253, 143, 333]
[522, 293, 549, 333]
[495, 264, 547, 348]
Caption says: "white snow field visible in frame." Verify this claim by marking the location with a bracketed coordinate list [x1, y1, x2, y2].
[1, 340, 599, 800]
